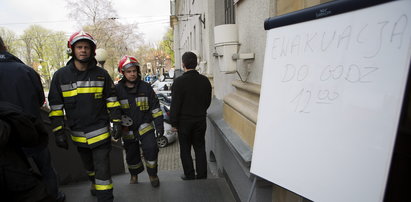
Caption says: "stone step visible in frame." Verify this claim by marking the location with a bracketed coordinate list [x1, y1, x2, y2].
[60, 170, 236, 202]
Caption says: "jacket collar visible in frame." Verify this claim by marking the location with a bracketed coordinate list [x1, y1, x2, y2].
[66, 57, 98, 72]
[0, 51, 25, 64]
[119, 77, 141, 93]
[183, 69, 198, 75]
[119, 77, 141, 86]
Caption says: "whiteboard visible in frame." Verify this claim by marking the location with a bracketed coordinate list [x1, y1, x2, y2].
[251, 1, 411, 202]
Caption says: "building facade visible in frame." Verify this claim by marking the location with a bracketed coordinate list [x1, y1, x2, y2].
[171, 1, 332, 201]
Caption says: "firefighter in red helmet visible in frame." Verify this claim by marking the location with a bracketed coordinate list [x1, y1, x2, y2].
[48, 31, 121, 202]
[115, 55, 164, 187]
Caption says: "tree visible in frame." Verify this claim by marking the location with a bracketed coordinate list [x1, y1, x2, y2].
[134, 43, 157, 76]
[45, 31, 68, 77]
[66, 0, 117, 27]
[132, 29, 174, 78]
[83, 21, 143, 78]
[159, 28, 174, 66]
[65, 0, 143, 79]
[0, 27, 19, 55]
[20, 25, 66, 90]
[20, 28, 35, 65]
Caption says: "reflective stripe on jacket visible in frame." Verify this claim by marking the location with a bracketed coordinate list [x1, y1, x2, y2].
[115, 78, 163, 138]
[48, 59, 121, 148]
[70, 126, 110, 148]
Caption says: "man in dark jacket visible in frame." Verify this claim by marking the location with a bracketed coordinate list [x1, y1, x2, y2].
[0, 38, 45, 118]
[0, 36, 64, 201]
[115, 55, 164, 187]
[48, 31, 121, 202]
[0, 102, 53, 202]
[170, 51, 212, 180]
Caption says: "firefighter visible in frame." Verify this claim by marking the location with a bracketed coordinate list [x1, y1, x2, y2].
[115, 55, 164, 187]
[48, 31, 122, 202]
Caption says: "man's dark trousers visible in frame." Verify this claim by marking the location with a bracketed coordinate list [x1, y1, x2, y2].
[178, 118, 207, 179]
[23, 146, 59, 199]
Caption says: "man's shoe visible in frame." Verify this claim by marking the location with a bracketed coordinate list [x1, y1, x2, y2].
[130, 175, 138, 184]
[149, 175, 160, 187]
[180, 175, 195, 180]
[90, 183, 96, 196]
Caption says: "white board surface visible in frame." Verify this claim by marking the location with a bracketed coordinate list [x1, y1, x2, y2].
[251, 1, 411, 202]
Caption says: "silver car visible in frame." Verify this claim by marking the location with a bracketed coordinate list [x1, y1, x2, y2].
[156, 123, 177, 148]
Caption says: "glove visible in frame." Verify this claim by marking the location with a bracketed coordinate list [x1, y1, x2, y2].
[54, 130, 68, 150]
[156, 128, 164, 137]
[111, 123, 122, 140]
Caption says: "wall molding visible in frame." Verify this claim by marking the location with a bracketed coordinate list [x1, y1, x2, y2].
[224, 81, 260, 124]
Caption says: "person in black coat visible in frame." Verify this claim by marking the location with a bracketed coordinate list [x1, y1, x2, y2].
[0, 102, 53, 202]
[0, 36, 64, 201]
[170, 52, 212, 180]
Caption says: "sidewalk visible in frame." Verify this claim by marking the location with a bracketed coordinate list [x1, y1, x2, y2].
[60, 170, 234, 202]
[157, 131, 183, 171]
[60, 135, 231, 202]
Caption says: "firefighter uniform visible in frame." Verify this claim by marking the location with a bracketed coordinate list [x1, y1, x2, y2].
[115, 78, 163, 177]
[48, 58, 121, 201]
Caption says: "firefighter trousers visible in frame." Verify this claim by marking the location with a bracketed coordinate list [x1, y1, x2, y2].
[77, 142, 113, 202]
[123, 130, 159, 176]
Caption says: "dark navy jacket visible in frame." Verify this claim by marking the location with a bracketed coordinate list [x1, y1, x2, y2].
[48, 58, 121, 148]
[115, 78, 164, 139]
[0, 51, 45, 119]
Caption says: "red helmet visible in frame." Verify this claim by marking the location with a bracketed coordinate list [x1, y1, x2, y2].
[67, 31, 96, 55]
[118, 55, 140, 73]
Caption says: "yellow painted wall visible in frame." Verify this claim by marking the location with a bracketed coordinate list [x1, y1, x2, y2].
[224, 103, 256, 147]
[276, 0, 332, 15]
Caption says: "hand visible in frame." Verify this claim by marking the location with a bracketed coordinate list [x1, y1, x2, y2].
[54, 130, 68, 150]
[156, 128, 164, 137]
[111, 123, 122, 140]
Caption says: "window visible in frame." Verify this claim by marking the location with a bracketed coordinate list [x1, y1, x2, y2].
[224, 0, 235, 24]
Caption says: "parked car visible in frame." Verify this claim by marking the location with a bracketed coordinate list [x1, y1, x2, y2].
[156, 127, 177, 148]
[157, 93, 172, 123]
[155, 92, 176, 147]
[160, 103, 170, 124]
[157, 92, 172, 104]
[156, 120, 177, 148]
[151, 80, 173, 94]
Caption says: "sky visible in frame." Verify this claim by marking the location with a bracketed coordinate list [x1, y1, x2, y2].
[0, 0, 170, 43]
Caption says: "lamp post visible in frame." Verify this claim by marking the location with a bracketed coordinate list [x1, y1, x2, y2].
[95, 48, 108, 68]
